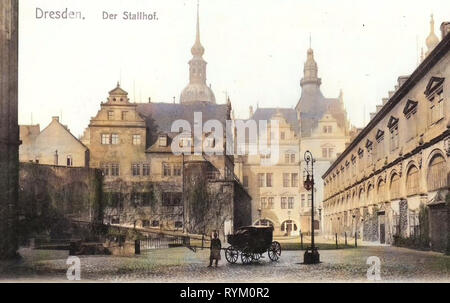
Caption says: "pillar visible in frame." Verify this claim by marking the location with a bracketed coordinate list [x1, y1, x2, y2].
[0, 0, 19, 259]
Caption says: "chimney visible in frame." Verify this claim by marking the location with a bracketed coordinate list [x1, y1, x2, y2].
[249, 106, 254, 118]
[148, 97, 152, 103]
[52, 116, 59, 122]
[441, 22, 450, 39]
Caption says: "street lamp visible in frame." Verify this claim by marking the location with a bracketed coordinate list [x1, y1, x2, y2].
[303, 150, 320, 264]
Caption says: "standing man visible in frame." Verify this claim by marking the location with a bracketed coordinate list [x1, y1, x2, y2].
[208, 232, 221, 267]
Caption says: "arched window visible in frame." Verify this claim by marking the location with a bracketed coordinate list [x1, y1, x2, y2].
[255, 219, 274, 227]
[367, 184, 374, 205]
[427, 154, 447, 191]
[281, 220, 297, 233]
[390, 173, 400, 200]
[377, 179, 386, 203]
[406, 165, 420, 196]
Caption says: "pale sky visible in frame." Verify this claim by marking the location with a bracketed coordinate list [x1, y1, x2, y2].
[18, 0, 450, 137]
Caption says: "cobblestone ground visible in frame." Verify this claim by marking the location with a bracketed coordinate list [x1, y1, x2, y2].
[0, 245, 449, 282]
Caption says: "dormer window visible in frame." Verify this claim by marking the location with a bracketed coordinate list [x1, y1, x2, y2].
[387, 116, 399, 152]
[159, 135, 168, 147]
[107, 111, 114, 120]
[375, 130, 385, 160]
[403, 100, 418, 140]
[425, 77, 445, 125]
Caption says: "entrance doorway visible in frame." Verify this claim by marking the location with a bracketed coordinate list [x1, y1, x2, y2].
[281, 220, 297, 236]
[378, 212, 386, 244]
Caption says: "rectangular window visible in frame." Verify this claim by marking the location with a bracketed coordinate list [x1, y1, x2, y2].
[107, 111, 114, 120]
[266, 173, 273, 187]
[261, 197, 267, 209]
[163, 163, 171, 177]
[111, 134, 119, 145]
[159, 135, 168, 147]
[285, 153, 290, 164]
[291, 173, 299, 187]
[101, 163, 109, 176]
[162, 192, 182, 206]
[301, 194, 306, 208]
[308, 194, 312, 207]
[173, 164, 182, 176]
[268, 197, 274, 209]
[258, 173, 265, 187]
[283, 173, 290, 187]
[243, 176, 249, 187]
[390, 126, 399, 151]
[101, 134, 110, 145]
[111, 163, 120, 176]
[291, 154, 295, 163]
[322, 148, 328, 158]
[143, 164, 150, 176]
[132, 135, 141, 145]
[288, 197, 294, 209]
[281, 197, 287, 209]
[67, 156, 73, 167]
[121, 111, 128, 120]
[132, 164, 140, 176]
[280, 132, 285, 140]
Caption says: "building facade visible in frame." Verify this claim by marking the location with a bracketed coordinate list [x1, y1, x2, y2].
[81, 4, 251, 237]
[0, 0, 19, 259]
[20, 117, 89, 167]
[322, 20, 450, 251]
[237, 47, 352, 236]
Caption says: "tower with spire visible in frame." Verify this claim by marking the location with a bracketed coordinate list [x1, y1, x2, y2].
[180, 1, 216, 104]
[425, 14, 440, 57]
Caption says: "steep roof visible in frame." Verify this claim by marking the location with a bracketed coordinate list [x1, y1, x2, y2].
[136, 102, 230, 146]
[250, 108, 300, 136]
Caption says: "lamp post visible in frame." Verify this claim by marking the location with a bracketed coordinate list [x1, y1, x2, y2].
[303, 150, 320, 264]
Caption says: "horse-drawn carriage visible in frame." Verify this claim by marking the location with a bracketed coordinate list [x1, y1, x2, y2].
[225, 226, 281, 264]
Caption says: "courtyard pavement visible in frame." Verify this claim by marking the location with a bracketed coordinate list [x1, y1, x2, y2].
[0, 245, 449, 283]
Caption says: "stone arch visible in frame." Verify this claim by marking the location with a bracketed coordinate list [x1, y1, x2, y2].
[377, 177, 386, 203]
[406, 164, 420, 196]
[390, 172, 401, 200]
[427, 151, 447, 191]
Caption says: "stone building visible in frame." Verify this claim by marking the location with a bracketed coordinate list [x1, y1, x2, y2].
[236, 47, 351, 236]
[0, 0, 19, 259]
[81, 4, 251, 237]
[20, 117, 89, 167]
[322, 19, 450, 252]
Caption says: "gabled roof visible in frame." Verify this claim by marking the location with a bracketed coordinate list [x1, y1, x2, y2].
[424, 76, 445, 96]
[403, 99, 418, 115]
[137, 102, 229, 146]
[109, 83, 128, 96]
[250, 108, 300, 136]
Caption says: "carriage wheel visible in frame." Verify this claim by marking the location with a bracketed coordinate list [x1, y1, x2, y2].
[252, 253, 261, 261]
[225, 246, 239, 264]
[268, 241, 281, 261]
[241, 252, 253, 265]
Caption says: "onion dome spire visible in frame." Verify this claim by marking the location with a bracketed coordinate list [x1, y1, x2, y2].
[426, 14, 439, 56]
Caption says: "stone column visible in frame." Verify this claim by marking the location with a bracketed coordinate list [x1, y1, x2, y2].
[0, 0, 19, 259]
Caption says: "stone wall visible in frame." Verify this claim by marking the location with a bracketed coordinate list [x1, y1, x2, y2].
[18, 163, 103, 242]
